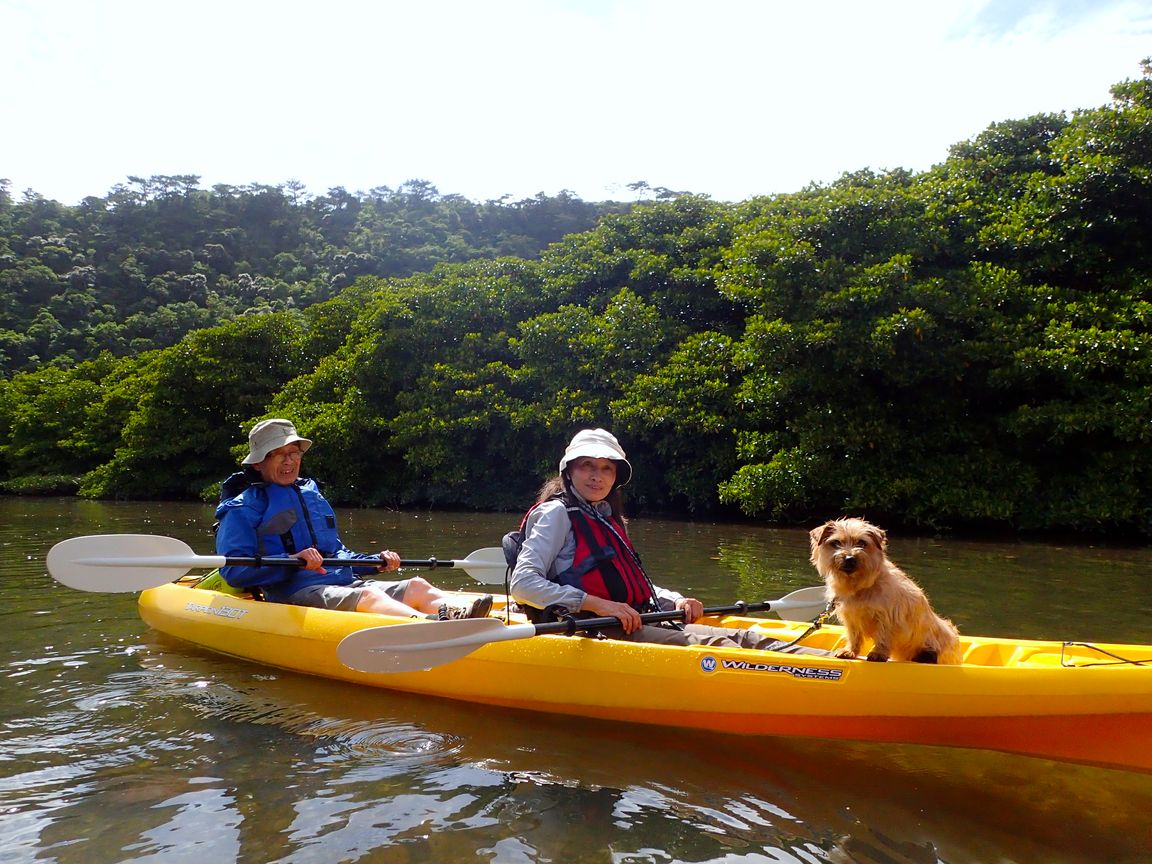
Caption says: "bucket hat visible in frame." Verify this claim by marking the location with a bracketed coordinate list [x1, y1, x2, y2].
[242, 419, 313, 465]
[559, 428, 632, 487]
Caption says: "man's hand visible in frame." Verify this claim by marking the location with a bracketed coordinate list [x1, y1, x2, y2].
[294, 547, 326, 573]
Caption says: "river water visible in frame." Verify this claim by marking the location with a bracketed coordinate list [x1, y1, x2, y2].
[2, 496, 1151, 864]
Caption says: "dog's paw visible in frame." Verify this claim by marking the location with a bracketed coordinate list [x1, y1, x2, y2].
[911, 649, 939, 664]
[865, 650, 890, 662]
[835, 649, 858, 660]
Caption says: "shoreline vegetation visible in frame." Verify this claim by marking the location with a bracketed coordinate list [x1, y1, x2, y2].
[2, 61, 1150, 540]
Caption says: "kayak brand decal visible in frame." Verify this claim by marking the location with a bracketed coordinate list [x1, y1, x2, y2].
[700, 655, 843, 681]
[184, 600, 248, 620]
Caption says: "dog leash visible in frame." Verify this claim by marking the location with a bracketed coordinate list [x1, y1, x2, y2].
[768, 599, 837, 650]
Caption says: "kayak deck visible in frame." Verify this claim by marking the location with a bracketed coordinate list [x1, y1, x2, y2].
[138, 581, 1152, 774]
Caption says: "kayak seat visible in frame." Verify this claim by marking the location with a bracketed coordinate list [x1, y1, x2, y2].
[194, 568, 265, 601]
[961, 642, 1017, 667]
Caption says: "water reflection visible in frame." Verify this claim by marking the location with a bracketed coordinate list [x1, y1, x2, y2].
[91, 637, 1152, 863]
[4, 496, 1152, 864]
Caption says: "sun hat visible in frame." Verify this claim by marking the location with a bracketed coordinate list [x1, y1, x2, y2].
[559, 428, 632, 487]
[242, 419, 313, 465]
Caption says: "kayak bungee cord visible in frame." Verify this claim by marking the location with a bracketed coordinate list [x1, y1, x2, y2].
[1060, 642, 1150, 667]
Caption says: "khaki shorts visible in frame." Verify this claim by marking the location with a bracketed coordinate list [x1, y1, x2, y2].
[287, 578, 411, 612]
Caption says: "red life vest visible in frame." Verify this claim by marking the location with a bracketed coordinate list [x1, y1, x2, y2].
[566, 505, 653, 608]
[508, 494, 653, 609]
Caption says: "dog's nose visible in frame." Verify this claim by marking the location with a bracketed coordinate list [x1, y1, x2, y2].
[840, 555, 857, 573]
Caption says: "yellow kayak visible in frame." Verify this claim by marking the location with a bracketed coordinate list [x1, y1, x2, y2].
[138, 581, 1152, 774]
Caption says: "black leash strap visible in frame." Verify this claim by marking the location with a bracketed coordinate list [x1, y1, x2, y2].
[766, 601, 836, 650]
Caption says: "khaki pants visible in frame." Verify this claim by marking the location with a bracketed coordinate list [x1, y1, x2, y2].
[592, 622, 830, 656]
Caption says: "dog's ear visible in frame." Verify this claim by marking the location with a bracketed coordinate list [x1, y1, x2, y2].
[809, 521, 837, 549]
[864, 524, 888, 550]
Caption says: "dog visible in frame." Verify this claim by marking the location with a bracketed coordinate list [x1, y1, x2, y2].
[809, 518, 961, 664]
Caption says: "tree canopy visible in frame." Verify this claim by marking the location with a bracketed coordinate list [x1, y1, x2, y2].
[0, 178, 625, 374]
[2, 60, 1150, 537]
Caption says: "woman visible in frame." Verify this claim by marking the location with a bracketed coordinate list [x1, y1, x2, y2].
[509, 428, 825, 652]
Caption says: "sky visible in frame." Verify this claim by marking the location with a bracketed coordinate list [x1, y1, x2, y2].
[3, 0, 1151, 205]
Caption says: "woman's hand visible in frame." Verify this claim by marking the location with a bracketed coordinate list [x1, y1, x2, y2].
[581, 595, 643, 632]
[376, 550, 401, 572]
[675, 597, 704, 624]
[294, 547, 326, 573]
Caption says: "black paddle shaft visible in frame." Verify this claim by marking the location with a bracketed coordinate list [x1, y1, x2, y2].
[223, 555, 457, 569]
[531, 599, 778, 636]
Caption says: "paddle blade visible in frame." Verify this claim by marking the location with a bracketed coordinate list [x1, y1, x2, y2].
[766, 586, 829, 622]
[338, 618, 533, 673]
[452, 547, 508, 585]
[47, 534, 198, 592]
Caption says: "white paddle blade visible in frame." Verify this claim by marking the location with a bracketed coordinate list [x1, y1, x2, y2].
[338, 618, 535, 673]
[46, 534, 203, 592]
[768, 586, 829, 622]
[453, 547, 508, 584]
[336, 587, 830, 674]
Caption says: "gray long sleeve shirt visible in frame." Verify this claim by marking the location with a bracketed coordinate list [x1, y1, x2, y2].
[508, 495, 683, 613]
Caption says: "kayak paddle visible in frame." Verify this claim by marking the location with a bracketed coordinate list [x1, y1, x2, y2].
[337, 588, 830, 673]
[46, 534, 509, 592]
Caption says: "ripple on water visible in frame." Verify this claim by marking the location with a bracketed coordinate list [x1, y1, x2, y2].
[134, 652, 469, 764]
[6, 500, 1152, 864]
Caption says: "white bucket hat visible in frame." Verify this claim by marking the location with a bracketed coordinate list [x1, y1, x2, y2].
[242, 419, 313, 465]
[559, 428, 632, 487]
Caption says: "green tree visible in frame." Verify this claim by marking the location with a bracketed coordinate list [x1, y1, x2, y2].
[80, 313, 312, 498]
[0, 353, 137, 492]
[612, 331, 741, 510]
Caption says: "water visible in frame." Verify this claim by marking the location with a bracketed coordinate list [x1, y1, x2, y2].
[2, 496, 1151, 864]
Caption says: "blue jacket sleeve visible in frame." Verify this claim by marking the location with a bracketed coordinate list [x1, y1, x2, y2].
[214, 497, 299, 589]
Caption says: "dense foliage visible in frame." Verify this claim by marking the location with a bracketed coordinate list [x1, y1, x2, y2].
[0, 177, 626, 374]
[2, 61, 1150, 537]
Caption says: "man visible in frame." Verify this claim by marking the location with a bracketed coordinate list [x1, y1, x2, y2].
[215, 418, 491, 619]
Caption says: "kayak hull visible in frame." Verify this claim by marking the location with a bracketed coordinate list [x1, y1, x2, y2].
[138, 582, 1152, 773]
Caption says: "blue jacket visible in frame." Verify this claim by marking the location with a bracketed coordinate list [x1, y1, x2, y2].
[214, 477, 379, 602]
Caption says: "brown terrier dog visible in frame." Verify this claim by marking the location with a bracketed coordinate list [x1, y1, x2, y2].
[809, 518, 962, 664]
